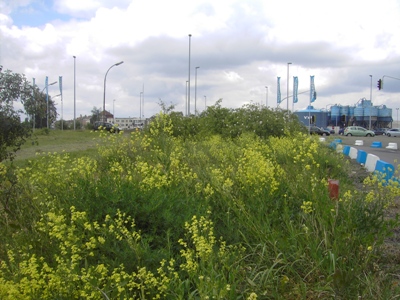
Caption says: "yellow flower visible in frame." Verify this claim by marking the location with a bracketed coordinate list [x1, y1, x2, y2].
[301, 201, 313, 214]
[247, 292, 258, 300]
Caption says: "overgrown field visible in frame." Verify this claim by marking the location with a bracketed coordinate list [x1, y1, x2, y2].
[1, 107, 400, 299]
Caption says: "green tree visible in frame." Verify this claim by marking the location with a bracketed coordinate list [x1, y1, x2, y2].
[0, 69, 33, 161]
[90, 106, 102, 124]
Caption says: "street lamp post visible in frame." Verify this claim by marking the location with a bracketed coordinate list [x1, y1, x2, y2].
[287, 62, 292, 111]
[103, 61, 124, 122]
[73, 56, 76, 130]
[113, 99, 116, 124]
[188, 34, 192, 116]
[204, 95, 206, 110]
[195, 66, 200, 115]
[265, 86, 268, 107]
[140, 92, 143, 120]
[32, 78, 36, 131]
[185, 81, 188, 116]
[397, 108, 399, 127]
[61, 92, 63, 131]
[369, 75, 372, 129]
[142, 84, 144, 118]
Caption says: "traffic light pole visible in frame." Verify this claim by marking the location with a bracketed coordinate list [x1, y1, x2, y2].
[379, 75, 400, 90]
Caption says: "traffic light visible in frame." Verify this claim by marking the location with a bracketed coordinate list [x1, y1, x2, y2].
[377, 79, 382, 90]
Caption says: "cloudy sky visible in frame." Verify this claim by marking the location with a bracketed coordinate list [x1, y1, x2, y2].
[1, 0, 400, 121]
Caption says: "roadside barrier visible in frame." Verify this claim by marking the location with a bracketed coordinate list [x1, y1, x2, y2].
[343, 145, 350, 156]
[371, 141, 383, 148]
[355, 140, 363, 146]
[374, 160, 395, 182]
[329, 139, 343, 150]
[386, 143, 398, 150]
[356, 150, 367, 165]
[365, 154, 380, 172]
[330, 139, 397, 182]
[349, 147, 358, 159]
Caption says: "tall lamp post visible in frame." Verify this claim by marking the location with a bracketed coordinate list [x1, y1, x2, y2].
[195, 66, 200, 115]
[32, 78, 36, 131]
[396, 108, 399, 127]
[204, 95, 206, 110]
[187, 34, 192, 116]
[103, 61, 124, 122]
[287, 62, 292, 111]
[265, 86, 268, 107]
[113, 99, 116, 124]
[185, 81, 188, 116]
[73, 56, 76, 130]
[140, 92, 143, 120]
[142, 84, 144, 118]
[369, 75, 372, 129]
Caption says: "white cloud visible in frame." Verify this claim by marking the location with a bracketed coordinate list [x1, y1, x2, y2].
[1, 0, 400, 123]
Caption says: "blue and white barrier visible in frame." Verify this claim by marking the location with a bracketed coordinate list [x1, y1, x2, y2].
[365, 154, 380, 173]
[343, 145, 350, 156]
[349, 147, 358, 159]
[356, 150, 367, 165]
[331, 140, 398, 182]
[374, 160, 395, 182]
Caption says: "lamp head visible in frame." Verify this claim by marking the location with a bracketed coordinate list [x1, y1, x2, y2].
[115, 61, 124, 66]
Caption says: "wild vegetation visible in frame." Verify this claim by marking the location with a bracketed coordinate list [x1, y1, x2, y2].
[1, 103, 400, 299]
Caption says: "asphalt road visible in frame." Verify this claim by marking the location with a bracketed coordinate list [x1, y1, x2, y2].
[332, 134, 400, 169]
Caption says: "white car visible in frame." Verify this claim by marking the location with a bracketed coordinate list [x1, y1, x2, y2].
[386, 128, 400, 137]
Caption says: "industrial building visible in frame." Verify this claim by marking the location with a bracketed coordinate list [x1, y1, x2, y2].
[295, 98, 393, 131]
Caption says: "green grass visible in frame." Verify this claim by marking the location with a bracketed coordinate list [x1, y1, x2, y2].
[10, 129, 104, 166]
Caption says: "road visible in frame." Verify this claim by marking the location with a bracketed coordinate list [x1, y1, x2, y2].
[332, 134, 400, 169]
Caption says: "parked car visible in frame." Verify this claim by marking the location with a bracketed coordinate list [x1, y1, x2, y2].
[373, 128, 388, 135]
[323, 127, 335, 134]
[309, 126, 330, 136]
[93, 121, 120, 133]
[344, 126, 375, 137]
[386, 128, 400, 137]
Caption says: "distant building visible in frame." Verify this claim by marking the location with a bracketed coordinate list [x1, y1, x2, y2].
[111, 117, 147, 130]
[294, 99, 393, 130]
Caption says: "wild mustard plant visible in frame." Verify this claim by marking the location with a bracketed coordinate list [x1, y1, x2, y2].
[301, 201, 314, 214]
[2, 110, 400, 298]
[363, 172, 400, 208]
[177, 212, 245, 299]
[236, 147, 282, 196]
[0, 206, 172, 299]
